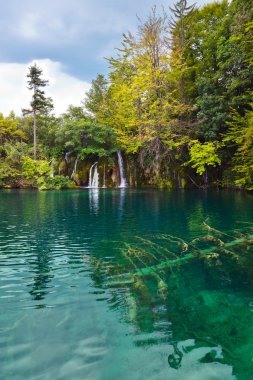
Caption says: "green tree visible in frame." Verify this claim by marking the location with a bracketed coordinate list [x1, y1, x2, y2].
[169, 0, 195, 104]
[55, 106, 116, 160]
[104, 8, 191, 176]
[184, 1, 230, 140]
[186, 140, 221, 184]
[223, 101, 253, 189]
[23, 64, 53, 159]
[185, 0, 253, 140]
[84, 74, 108, 119]
[0, 113, 26, 144]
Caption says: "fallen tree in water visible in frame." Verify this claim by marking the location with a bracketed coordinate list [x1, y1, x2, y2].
[107, 223, 253, 284]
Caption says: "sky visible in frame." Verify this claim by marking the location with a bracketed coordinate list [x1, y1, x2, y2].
[0, 0, 215, 116]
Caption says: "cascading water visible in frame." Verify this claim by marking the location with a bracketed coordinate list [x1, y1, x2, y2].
[92, 164, 99, 188]
[65, 152, 70, 175]
[88, 162, 99, 188]
[50, 160, 54, 178]
[71, 157, 78, 179]
[117, 151, 128, 188]
[102, 165, 106, 188]
[64, 152, 70, 164]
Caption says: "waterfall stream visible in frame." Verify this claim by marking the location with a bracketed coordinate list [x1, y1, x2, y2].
[71, 157, 78, 179]
[64, 152, 70, 175]
[102, 165, 106, 188]
[50, 160, 54, 178]
[64, 152, 70, 164]
[117, 151, 128, 188]
[88, 162, 99, 188]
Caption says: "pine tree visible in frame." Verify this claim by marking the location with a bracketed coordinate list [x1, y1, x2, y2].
[23, 64, 53, 159]
[169, 0, 195, 104]
[169, 0, 195, 49]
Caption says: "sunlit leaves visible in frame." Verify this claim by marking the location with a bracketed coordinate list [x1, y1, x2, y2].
[186, 140, 221, 175]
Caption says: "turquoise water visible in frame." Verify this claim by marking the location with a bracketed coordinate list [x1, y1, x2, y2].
[1, 189, 253, 379]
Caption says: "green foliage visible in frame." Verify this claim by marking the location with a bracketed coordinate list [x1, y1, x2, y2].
[22, 156, 51, 179]
[24, 64, 53, 115]
[185, 0, 253, 141]
[100, 7, 194, 177]
[0, 113, 27, 143]
[0, 161, 20, 182]
[158, 179, 174, 189]
[84, 74, 108, 118]
[0, 131, 30, 187]
[21, 157, 74, 190]
[37, 175, 74, 190]
[223, 102, 253, 189]
[187, 141, 221, 175]
[55, 106, 117, 158]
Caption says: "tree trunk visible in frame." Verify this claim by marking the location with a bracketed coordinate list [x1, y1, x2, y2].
[33, 111, 37, 160]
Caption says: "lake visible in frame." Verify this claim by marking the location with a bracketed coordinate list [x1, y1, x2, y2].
[1, 189, 253, 379]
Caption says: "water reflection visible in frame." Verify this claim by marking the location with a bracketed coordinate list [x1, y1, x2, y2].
[118, 188, 126, 221]
[28, 248, 54, 303]
[89, 188, 99, 214]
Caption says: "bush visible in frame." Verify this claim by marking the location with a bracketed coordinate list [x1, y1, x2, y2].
[37, 175, 74, 190]
[22, 156, 51, 179]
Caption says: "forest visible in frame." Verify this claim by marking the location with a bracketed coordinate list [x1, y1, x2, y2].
[0, 0, 252, 190]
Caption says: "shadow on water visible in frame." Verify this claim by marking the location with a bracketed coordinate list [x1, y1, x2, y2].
[1, 189, 253, 379]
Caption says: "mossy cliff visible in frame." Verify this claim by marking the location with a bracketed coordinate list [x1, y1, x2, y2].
[56, 152, 191, 189]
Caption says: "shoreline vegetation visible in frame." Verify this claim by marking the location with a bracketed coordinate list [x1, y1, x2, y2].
[0, 0, 252, 191]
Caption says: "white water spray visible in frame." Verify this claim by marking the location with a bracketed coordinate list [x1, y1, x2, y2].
[71, 157, 78, 179]
[102, 165, 106, 188]
[88, 162, 99, 188]
[64, 152, 70, 164]
[50, 160, 54, 178]
[117, 151, 128, 188]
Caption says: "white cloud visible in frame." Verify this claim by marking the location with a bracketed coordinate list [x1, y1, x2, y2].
[0, 59, 90, 116]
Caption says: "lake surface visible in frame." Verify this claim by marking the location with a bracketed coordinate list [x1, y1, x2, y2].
[1, 189, 253, 380]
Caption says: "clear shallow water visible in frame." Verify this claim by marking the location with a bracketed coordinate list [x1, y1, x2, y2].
[1, 189, 253, 379]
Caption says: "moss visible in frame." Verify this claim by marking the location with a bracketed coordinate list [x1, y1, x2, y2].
[58, 160, 67, 175]
[158, 179, 174, 189]
[181, 178, 187, 189]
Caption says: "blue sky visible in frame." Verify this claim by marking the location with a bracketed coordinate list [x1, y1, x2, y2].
[0, 0, 215, 115]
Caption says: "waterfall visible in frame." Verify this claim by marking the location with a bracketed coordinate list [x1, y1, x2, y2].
[117, 151, 128, 188]
[64, 152, 70, 164]
[178, 173, 182, 189]
[92, 164, 99, 188]
[102, 165, 106, 188]
[71, 157, 78, 179]
[50, 160, 54, 178]
[88, 162, 99, 188]
[65, 152, 70, 175]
